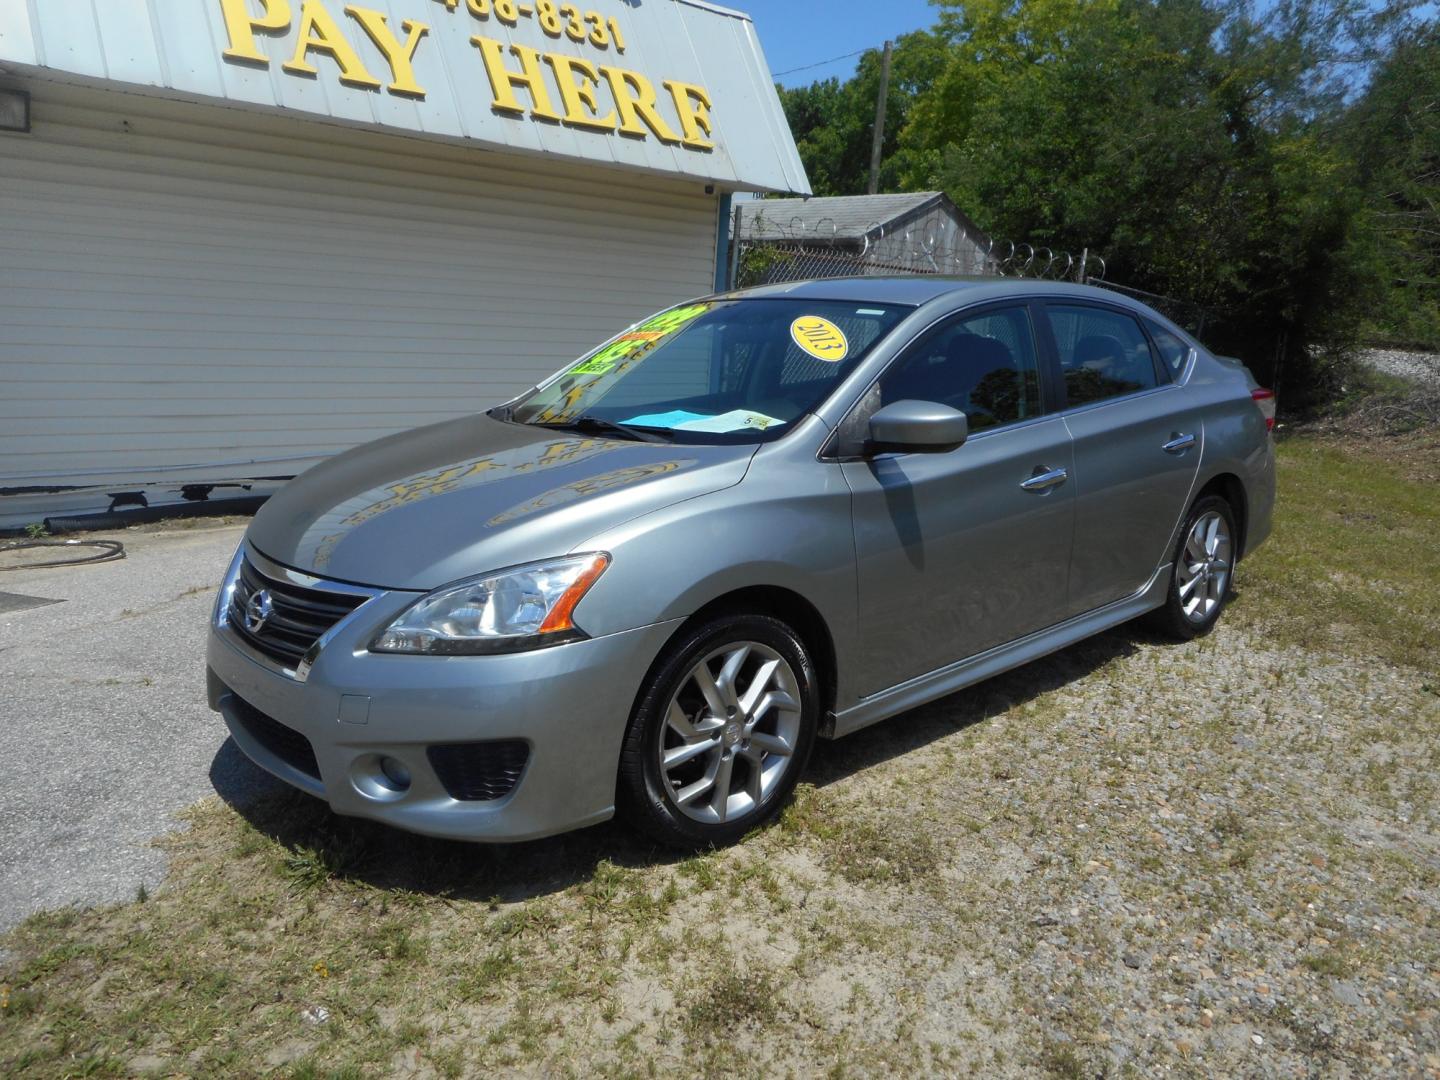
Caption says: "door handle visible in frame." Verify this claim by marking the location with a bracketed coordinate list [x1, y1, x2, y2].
[1162, 433, 1197, 454]
[1020, 466, 1069, 492]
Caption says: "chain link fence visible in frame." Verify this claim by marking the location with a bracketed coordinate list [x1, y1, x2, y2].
[730, 233, 1108, 289]
[729, 210, 1105, 285]
[727, 212, 1221, 345]
[722, 211, 1311, 394]
[1085, 279, 1215, 341]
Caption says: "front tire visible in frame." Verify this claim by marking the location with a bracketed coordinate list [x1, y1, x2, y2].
[618, 613, 819, 849]
[1147, 494, 1238, 640]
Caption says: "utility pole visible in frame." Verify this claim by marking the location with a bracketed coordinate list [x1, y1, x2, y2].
[867, 40, 893, 196]
[727, 202, 743, 290]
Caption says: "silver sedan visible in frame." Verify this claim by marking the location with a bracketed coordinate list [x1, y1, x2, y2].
[206, 277, 1276, 848]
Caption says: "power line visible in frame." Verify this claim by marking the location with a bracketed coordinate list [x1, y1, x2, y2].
[774, 47, 871, 78]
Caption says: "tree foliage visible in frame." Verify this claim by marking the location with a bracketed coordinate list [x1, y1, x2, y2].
[777, 0, 1439, 406]
[779, 30, 948, 196]
[1346, 24, 1440, 344]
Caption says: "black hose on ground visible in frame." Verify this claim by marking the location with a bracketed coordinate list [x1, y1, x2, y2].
[40, 495, 269, 535]
[0, 494, 270, 539]
[0, 539, 126, 570]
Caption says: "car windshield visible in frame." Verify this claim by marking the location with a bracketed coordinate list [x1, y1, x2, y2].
[506, 299, 910, 443]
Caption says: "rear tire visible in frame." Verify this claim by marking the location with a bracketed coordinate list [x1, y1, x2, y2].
[618, 613, 819, 849]
[1146, 494, 1237, 641]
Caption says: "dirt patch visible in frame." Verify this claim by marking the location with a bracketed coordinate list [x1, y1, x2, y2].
[1304, 352, 1440, 482]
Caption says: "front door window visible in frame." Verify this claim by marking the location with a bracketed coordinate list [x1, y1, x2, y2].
[879, 306, 1043, 431]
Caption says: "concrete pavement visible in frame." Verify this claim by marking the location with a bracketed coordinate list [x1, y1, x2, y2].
[0, 521, 283, 932]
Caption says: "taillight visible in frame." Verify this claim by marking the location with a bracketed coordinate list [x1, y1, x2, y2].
[1251, 388, 1276, 432]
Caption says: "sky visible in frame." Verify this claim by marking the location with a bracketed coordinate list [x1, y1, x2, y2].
[746, 1, 941, 87]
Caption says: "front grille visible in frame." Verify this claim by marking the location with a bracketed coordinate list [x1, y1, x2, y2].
[427, 741, 530, 802]
[229, 693, 321, 780]
[230, 555, 368, 668]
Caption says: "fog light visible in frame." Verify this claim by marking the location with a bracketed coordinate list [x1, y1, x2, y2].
[379, 756, 411, 790]
[351, 753, 415, 802]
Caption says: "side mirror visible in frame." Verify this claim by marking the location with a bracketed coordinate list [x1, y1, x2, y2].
[866, 400, 969, 455]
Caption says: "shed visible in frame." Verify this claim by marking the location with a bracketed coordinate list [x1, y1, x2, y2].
[735, 192, 994, 276]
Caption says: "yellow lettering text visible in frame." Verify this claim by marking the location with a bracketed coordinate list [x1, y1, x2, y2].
[599, 66, 681, 144]
[663, 80, 714, 150]
[472, 36, 561, 122]
[543, 54, 616, 132]
[219, 0, 292, 65]
[345, 6, 429, 97]
[283, 0, 382, 90]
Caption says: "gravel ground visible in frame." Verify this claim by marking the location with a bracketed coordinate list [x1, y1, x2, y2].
[0, 522, 280, 931]
[1360, 346, 1440, 389]
[767, 624, 1440, 1077]
[5, 588, 1434, 1077]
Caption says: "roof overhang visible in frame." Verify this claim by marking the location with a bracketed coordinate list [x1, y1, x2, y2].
[0, 0, 810, 194]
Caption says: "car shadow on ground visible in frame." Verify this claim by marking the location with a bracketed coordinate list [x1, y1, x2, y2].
[210, 620, 1171, 904]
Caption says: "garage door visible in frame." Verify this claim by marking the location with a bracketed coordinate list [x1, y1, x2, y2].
[0, 81, 721, 493]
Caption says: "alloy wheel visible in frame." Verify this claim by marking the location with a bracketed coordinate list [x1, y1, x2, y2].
[657, 641, 803, 824]
[1176, 510, 1232, 624]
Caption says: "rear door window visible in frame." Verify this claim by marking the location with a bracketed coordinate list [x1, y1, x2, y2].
[1145, 318, 1191, 381]
[1047, 305, 1161, 407]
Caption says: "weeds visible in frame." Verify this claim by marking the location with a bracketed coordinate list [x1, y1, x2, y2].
[781, 785, 941, 885]
[1301, 950, 1354, 978]
[1237, 436, 1440, 676]
[685, 968, 782, 1037]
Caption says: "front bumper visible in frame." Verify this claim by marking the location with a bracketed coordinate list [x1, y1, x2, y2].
[206, 561, 682, 842]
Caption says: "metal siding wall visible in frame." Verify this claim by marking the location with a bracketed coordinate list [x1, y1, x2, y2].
[0, 81, 719, 488]
[868, 207, 989, 274]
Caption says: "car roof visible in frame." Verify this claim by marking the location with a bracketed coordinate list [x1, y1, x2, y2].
[721, 275, 1146, 310]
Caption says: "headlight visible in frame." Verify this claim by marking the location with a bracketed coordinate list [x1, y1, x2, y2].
[370, 553, 609, 655]
[214, 542, 245, 627]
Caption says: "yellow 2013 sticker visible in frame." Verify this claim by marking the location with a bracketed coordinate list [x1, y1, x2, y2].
[790, 316, 849, 362]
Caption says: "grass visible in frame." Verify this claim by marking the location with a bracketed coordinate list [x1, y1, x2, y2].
[1301, 950, 1355, 979]
[3, 428, 1439, 1077]
[779, 785, 943, 886]
[685, 968, 782, 1036]
[1236, 434, 1440, 676]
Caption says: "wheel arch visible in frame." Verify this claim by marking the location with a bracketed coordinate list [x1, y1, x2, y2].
[1194, 472, 1249, 558]
[632, 584, 839, 727]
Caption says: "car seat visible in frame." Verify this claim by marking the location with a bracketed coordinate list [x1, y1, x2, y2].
[1074, 333, 1151, 392]
[885, 333, 1017, 414]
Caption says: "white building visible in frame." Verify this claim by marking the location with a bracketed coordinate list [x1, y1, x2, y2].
[0, 0, 807, 526]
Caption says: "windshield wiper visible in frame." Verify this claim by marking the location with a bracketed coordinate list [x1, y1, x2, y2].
[535, 415, 674, 444]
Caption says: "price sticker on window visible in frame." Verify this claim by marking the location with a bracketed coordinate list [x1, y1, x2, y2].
[790, 316, 849, 362]
[569, 304, 711, 377]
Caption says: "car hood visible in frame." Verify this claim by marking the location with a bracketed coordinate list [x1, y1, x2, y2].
[247, 414, 756, 590]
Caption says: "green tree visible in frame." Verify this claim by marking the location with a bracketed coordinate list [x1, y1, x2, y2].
[897, 0, 1396, 399]
[778, 30, 947, 196]
[774, 0, 1435, 402]
[1346, 24, 1440, 344]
